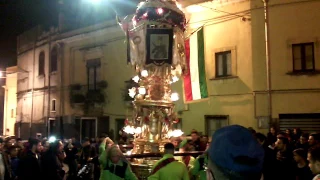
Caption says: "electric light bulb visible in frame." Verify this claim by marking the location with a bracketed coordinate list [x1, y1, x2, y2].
[141, 70, 148, 77]
[143, 12, 148, 17]
[157, 8, 164, 15]
[176, 2, 183, 11]
[138, 87, 146, 95]
[169, 129, 184, 137]
[172, 76, 179, 83]
[128, 87, 136, 98]
[171, 92, 179, 101]
[135, 127, 142, 134]
[132, 75, 140, 83]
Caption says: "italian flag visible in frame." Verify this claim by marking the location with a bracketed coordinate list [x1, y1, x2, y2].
[183, 27, 208, 103]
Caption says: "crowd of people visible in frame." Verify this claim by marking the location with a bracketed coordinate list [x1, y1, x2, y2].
[1, 126, 320, 180]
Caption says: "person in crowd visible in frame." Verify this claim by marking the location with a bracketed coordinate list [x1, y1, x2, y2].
[296, 133, 310, 151]
[293, 128, 302, 143]
[189, 138, 211, 180]
[57, 151, 69, 180]
[8, 145, 19, 179]
[99, 145, 137, 180]
[176, 140, 195, 170]
[309, 133, 320, 148]
[274, 137, 295, 180]
[170, 137, 180, 151]
[97, 134, 108, 155]
[189, 130, 203, 151]
[256, 133, 276, 180]
[207, 125, 264, 180]
[78, 137, 96, 169]
[42, 140, 50, 154]
[267, 126, 278, 146]
[293, 148, 313, 180]
[17, 138, 42, 180]
[248, 127, 257, 137]
[308, 146, 320, 180]
[64, 141, 78, 180]
[41, 139, 65, 180]
[148, 143, 189, 180]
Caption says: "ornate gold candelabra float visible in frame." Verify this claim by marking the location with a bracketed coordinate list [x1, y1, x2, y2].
[117, 0, 187, 179]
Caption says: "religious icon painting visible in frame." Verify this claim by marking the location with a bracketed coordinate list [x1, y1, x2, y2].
[146, 28, 173, 66]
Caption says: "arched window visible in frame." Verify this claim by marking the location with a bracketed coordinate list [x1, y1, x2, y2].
[50, 47, 58, 72]
[38, 51, 45, 75]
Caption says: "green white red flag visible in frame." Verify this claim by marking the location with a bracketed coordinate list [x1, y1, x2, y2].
[183, 27, 208, 103]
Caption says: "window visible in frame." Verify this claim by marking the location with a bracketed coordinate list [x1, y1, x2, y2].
[215, 51, 232, 77]
[292, 43, 315, 71]
[205, 115, 229, 136]
[86, 59, 101, 90]
[39, 51, 45, 76]
[50, 47, 58, 72]
[51, 99, 56, 112]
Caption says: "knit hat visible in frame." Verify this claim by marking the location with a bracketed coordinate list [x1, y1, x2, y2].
[209, 125, 264, 173]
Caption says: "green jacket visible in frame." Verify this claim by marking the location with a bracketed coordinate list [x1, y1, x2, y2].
[189, 154, 208, 180]
[148, 154, 190, 180]
[99, 143, 137, 180]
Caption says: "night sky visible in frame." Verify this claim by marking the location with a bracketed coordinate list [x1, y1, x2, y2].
[0, 0, 138, 70]
[0, 0, 59, 69]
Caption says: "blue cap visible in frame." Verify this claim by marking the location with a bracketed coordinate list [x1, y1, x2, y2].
[209, 125, 264, 173]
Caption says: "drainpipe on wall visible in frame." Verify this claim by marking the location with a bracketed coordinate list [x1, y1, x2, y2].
[58, 43, 64, 139]
[263, 0, 272, 124]
[47, 35, 52, 137]
[30, 41, 36, 137]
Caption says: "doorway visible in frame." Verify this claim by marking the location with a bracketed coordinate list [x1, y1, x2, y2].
[80, 118, 97, 141]
[48, 118, 56, 137]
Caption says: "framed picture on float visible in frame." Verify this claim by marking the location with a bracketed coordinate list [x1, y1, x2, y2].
[146, 28, 173, 66]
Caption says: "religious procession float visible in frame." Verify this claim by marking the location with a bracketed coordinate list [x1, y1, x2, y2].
[117, 0, 203, 179]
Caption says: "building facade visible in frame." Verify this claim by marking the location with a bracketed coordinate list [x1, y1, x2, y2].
[15, 0, 320, 139]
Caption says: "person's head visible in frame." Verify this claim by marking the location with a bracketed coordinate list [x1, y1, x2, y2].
[248, 127, 256, 136]
[82, 137, 90, 147]
[191, 130, 199, 142]
[208, 125, 264, 179]
[108, 145, 122, 164]
[255, 133, 266, 145]
[206, 137, 211, 150]
[164, 143, 175, 155]
[270, 126, 276, 135]
[275, 137, 289, 151]
[309, 133, 320, 146]
[293, 128, 301, 135]
[49, 140, 64, 154]
[57, 151, 66, 161]
[300, 133, 309, 145]
[8, 146, 19, 157]
[29, 138, 42, 153]
[293, 148, 307, 163]
[277, 132, 287, 139]
[42, 140, 50, 152]
[0, 138, 3, 151]
[285, 129, 292, 135]
[308, 146, 320, 174]
[170, 137, 179, 148]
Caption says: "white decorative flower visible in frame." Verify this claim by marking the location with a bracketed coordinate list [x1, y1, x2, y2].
[132, 75, 140, 83]
[128, 87, 136, 98]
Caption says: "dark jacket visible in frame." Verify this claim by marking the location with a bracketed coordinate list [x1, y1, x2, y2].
[17, 150, 42, 180]
[41, 151, 65, 180]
